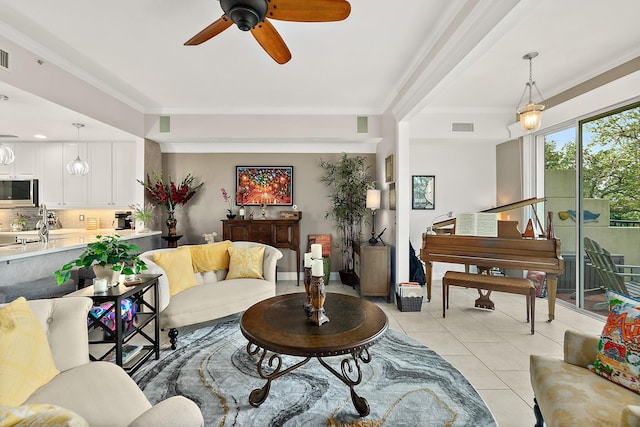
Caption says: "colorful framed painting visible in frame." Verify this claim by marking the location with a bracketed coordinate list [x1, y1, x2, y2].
[412, 175, 435, 210]
[236, 166, 293, 206]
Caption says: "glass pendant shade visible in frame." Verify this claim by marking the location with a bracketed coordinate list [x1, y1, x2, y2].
[517, 103, 545, 133]
[67, 122, 89, 175]
[66, 155, 90, 175]
[0, 143, 15, 165]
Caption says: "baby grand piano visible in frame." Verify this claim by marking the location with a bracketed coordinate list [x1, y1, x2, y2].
[420, 198, 564, 322]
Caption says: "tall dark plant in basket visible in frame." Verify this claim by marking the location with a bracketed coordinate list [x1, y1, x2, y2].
[320, 154, 375, 285]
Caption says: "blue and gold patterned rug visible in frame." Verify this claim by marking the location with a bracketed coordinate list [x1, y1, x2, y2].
[132, 314, 496, 426]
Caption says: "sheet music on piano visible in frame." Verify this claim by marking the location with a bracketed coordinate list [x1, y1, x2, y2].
[455, 213, 498, 237]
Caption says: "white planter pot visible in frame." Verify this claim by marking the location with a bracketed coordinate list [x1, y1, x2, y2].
[92, 264, 122, 287]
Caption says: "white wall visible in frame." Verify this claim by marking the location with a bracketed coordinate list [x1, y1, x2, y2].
[409, 139, 497, 279]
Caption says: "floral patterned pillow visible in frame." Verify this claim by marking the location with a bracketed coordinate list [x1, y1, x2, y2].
[589, 290, 640, 393]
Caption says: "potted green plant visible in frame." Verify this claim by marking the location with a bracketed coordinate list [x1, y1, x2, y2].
[319, 153, 375, 285]
[130, 203, 156, 232]
[53, 234, 148, 285]
[11, 213, 28, 231]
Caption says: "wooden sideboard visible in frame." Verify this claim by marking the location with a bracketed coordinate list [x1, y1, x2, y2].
[222, 219, 301, 285]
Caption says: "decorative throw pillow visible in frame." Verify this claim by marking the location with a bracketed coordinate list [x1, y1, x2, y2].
[0, 404, 88, 427]
[226, 246, 265, 280]
[190, 241, 233, 273]
[589, 290, 640, 393]
[153, 248, 198, 296]
[0, 297, 60, 406]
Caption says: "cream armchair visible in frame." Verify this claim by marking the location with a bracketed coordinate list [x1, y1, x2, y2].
[530, 329, 640, 427]
[13, 297, 203, 427]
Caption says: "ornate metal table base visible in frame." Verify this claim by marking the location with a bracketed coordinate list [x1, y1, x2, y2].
[247, 343, 372, 417]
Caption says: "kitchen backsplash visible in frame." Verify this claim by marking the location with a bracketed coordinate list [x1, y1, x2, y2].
[0, 208, 134, 231]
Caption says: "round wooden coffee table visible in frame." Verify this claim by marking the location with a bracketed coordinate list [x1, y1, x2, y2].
[240, 292, 388, 417]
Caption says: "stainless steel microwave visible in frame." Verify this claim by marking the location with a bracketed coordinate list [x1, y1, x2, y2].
[0, 179, 39, 207]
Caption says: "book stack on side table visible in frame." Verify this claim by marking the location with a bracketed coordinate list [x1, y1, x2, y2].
[396, 282, 423, 312]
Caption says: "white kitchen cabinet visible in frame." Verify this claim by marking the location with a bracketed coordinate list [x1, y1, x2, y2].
[38, 141, 136, 209]
[88, 142, 113, 207]
[0, 142, 39, 177]
[111, 142, 137, 207]
[39, 142, 64, 207]
[87, 141, 136, 207]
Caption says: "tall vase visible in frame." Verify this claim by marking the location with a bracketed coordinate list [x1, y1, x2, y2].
[166, 211, 177, 236]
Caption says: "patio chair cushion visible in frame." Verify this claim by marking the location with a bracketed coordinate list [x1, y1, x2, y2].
[589, 290, 640, 394]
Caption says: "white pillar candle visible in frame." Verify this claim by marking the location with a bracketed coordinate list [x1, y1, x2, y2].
[93, 278, 108, 293]
[312, 259, 324, 276]
[311, 243, 322, 259]
[304, 252, 312, 268]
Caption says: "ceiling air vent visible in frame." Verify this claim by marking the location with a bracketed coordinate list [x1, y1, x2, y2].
[0, 135, 18, 138]
[0, 49, 8, 71]
[452, 122, 474, 132]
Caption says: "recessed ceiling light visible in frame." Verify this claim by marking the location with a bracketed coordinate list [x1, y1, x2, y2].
[33, 134, 47, 139]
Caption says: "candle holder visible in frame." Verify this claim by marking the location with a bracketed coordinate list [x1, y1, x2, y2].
[309, 275, 329, 326]
[303, 266, 313, 314]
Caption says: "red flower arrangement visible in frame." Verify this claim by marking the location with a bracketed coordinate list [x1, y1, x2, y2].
[138, 173, 204, 215]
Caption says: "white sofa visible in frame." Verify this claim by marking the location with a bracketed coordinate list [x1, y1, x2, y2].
[139, 241, 282, 349]
[5, 296, 203, 427]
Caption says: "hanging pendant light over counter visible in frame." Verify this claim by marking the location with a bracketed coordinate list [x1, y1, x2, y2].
[67, 123, 89, 175]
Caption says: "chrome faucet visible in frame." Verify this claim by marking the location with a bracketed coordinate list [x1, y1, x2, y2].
[38, 204, 49, 243]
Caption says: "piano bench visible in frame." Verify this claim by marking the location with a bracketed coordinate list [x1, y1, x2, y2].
[442, 271, 535, 334]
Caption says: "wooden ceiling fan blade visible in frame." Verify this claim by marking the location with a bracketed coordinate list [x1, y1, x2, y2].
[267, 0, 351, 22]
[184, 15, 233, 45]
[251, 20, 292, 64]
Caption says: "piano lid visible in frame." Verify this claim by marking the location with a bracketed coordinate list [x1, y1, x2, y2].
[432, 197, 546, 229]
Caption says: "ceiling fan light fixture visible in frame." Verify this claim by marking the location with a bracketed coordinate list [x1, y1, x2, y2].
[230, 7, 260, 30]
[221, 0, 267, 31]
[516, 52, 545, 133]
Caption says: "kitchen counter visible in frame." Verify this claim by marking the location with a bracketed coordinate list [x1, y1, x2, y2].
[0, 229, 161, 263]
[0, 229, 164, 303]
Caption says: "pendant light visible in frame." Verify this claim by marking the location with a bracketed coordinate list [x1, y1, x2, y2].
[0, 94, 14, 165]
[516, 52, 545, 133]
[66, 123, 89, 175]
[0, 143, 14, 165]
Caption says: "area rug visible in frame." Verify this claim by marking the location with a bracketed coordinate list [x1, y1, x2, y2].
[132, 314, 496, 426]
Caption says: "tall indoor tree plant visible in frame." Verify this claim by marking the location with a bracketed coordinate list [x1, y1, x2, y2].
[320, 153, 375, 285]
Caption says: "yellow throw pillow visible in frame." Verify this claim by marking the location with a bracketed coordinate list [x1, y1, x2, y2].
[226, 246, 265, 280]
[0, 297, 60, 406]
[0, 404, 88, 427]
[153, 248, 198, 296]
[190, 241, 233, 273]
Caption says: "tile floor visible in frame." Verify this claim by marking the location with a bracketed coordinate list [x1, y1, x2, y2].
[274, 280, 606, 427]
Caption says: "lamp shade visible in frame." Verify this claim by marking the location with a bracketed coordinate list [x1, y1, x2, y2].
[366, 189, 381, 210]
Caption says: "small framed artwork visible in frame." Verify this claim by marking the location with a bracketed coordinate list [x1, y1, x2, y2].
[412, 175, 435, 210]
[385, 155, 394, 183]
[236, 166, 293, 206]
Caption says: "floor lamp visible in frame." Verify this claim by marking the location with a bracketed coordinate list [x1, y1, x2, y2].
[366, 189, 381, 244]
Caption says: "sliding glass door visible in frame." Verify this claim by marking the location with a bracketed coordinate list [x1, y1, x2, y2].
[544, 102, 640, 315]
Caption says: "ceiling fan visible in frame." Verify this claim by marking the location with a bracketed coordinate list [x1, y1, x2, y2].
[184, 0, 351, 64]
